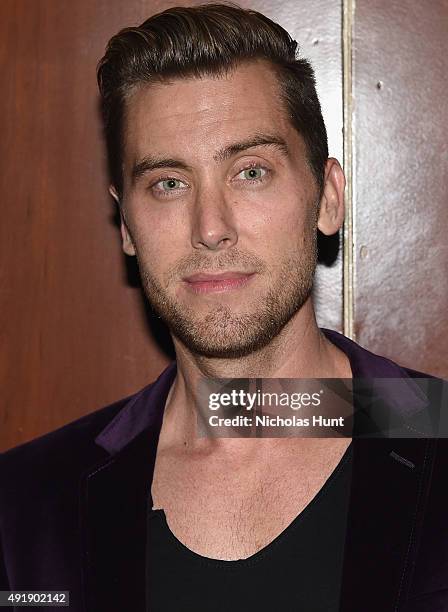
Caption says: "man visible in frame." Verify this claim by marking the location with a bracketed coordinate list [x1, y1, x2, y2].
[0, 4, 446, 612]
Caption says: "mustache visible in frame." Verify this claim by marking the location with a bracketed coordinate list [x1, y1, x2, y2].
[165, 248, 267, 282]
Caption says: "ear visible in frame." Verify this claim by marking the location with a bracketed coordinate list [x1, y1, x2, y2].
[109, 185, 136, 256]
[317, 158, 346, 236]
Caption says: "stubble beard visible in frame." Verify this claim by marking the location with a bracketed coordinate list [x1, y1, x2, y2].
[136, 230, 318, 360]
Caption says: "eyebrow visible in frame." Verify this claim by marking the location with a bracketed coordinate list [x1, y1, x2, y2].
[131, 133, 289, 184]
[213, 133, 289, 163]
[131, 157, 193, 184]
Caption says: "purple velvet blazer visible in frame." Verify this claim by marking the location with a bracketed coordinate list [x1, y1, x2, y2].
[0, 329, 447, 611]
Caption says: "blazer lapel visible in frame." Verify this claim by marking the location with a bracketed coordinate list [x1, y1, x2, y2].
[80, 424, 158, 612]
[79, 365, 176, 612]
[339, 436, 437, 611]
[321, 329, 439, 610]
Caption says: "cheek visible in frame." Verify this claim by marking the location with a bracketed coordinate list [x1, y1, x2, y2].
[248, 194, 311, 242]
[130, 208, 189, 274]
[249, 197, 316, 266]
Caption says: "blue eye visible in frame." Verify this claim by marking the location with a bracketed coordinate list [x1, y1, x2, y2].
[237, 167, 267, 181]
[150, 177, 189, 198]
[159, 178, 183, 190]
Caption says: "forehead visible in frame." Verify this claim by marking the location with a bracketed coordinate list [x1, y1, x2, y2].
[123, 60, 303, 163]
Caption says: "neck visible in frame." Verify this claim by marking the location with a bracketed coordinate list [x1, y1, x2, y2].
[158, 298, 353, 453]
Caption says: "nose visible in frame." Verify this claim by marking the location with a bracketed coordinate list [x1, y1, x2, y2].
[190, 184, 238, 251]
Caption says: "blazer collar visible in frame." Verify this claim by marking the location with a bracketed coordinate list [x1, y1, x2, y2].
[94, 327, 428, 455]
[81, 328, 435, 612]
[94, 361, 177, 455]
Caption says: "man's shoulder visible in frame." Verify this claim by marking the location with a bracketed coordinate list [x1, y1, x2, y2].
[400, 365, 437, 379]
[321, 327, 440, 380]
[0, 383, 154, 491]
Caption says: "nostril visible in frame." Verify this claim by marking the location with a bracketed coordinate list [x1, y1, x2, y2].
[192, 227, 238, 251]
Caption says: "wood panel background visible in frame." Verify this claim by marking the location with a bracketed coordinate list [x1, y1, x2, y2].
[0, 0, 446, 452]
[352, 0, 448, 377]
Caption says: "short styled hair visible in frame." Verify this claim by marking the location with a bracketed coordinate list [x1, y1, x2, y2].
[97, 3, 328, 198]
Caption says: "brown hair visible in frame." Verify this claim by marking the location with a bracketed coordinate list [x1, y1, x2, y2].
[97, 3, 328, 197]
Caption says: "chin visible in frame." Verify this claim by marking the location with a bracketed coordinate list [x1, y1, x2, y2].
[175, 335, 271, 359]
[170, 314, 284, 359]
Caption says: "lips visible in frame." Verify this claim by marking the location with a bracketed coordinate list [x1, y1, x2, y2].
[182, 271, 255, 294]
[184, 271, 252, 282]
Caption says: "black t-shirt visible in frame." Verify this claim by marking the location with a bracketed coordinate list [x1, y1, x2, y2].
[146, 443, 353, 612]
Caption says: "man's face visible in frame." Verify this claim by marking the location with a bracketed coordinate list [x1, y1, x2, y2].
[118, 61, 324, 358]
